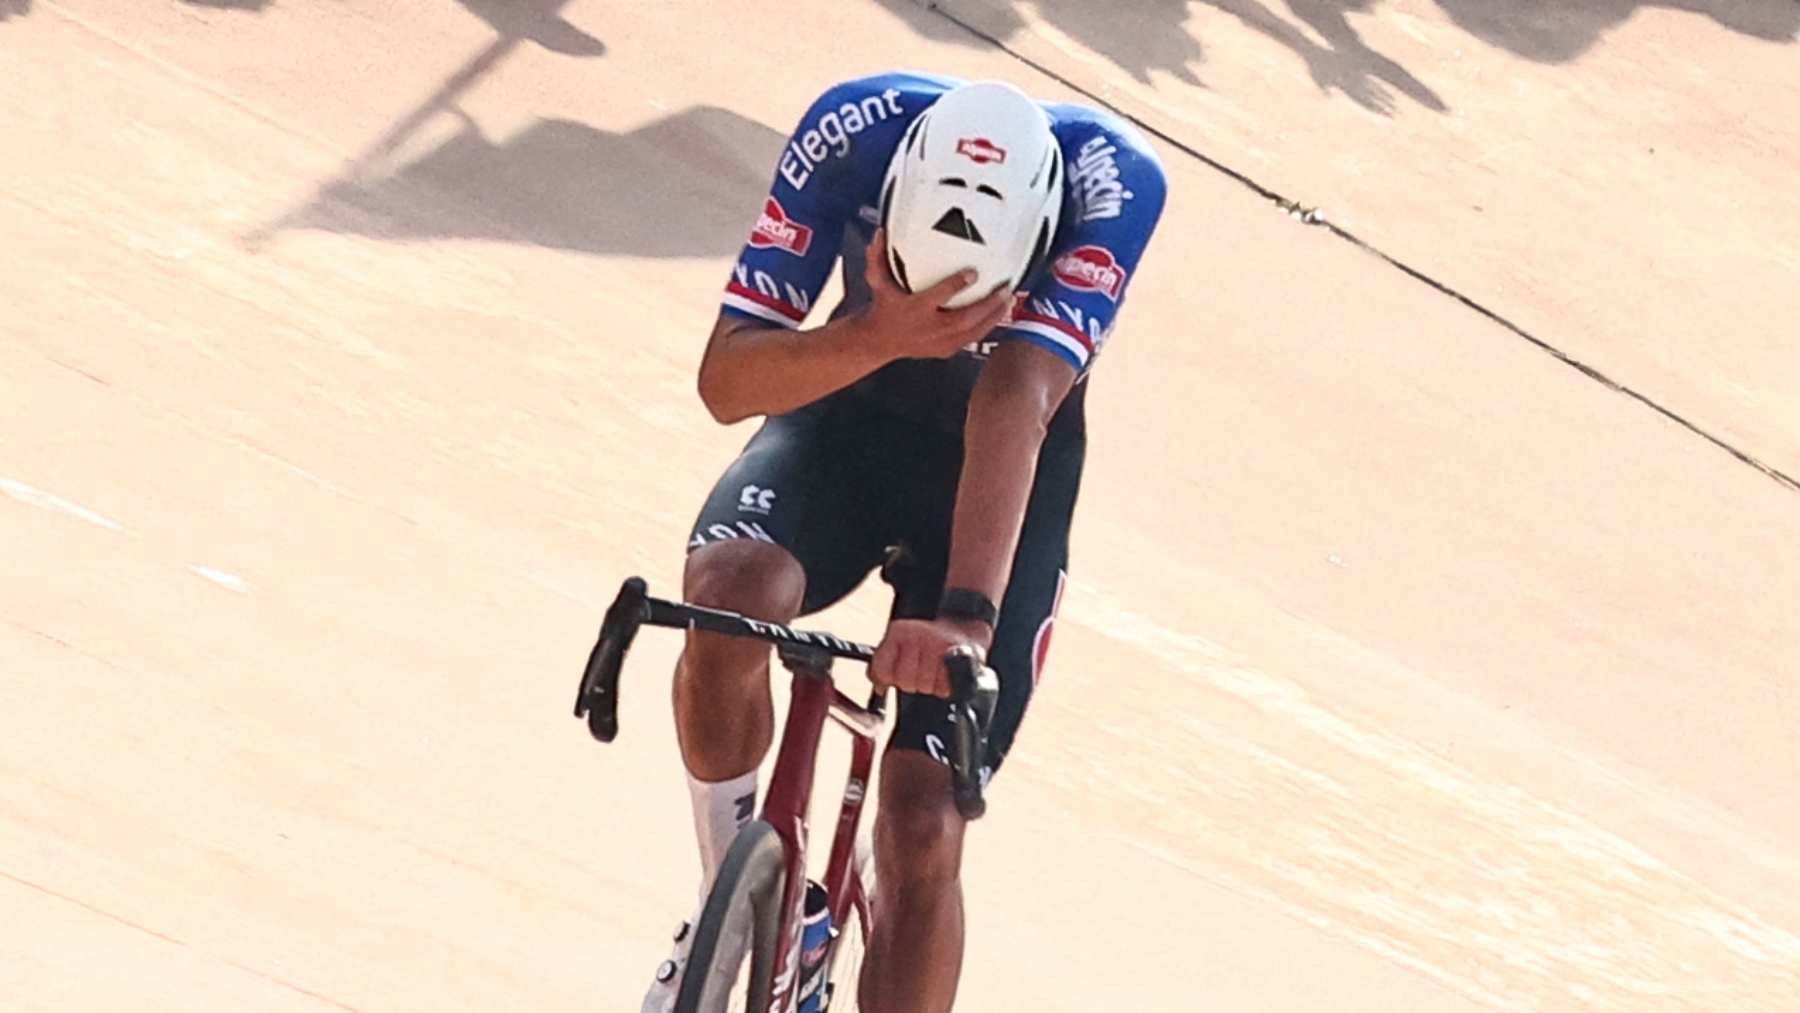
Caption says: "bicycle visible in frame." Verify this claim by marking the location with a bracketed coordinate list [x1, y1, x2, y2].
[574, 576, 1000, 1013]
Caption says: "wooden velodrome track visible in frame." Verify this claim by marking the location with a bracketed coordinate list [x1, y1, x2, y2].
[4, 1, 1798, 1010]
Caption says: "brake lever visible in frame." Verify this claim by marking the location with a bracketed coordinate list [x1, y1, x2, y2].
[574, 577, 650, 742]
[943, 646, 999, 820]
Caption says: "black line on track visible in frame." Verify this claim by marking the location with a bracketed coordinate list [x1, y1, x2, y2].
[915, 2, 1800, 496]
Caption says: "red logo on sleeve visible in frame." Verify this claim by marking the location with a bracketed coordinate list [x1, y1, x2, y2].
[749, 198, 813, 256]
[956, 137, 1007, 165]
[1052, 246, 1127, 301]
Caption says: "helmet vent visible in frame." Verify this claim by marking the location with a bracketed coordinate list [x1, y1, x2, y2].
[939, 177, 1004, 201]
[932, 208, 986, 245]
[1027, 219, 1052, 278]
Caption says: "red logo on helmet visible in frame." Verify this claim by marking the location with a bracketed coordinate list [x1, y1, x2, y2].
[1052, 246, 1126, 301]
[956, 137, 1007, 165]
[749, 198, 813, 256]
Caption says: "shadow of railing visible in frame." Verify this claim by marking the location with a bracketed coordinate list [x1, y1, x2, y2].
[872, 0, 1797, 115]
[1210, 0, 1445, 114]
[179, 0, 276, 10]
[1432, 0, 1799, 62]
[245, 3, 706, 255]
[272, 106, 784, 259]
[455, 0, 605, 55]
[871, 0, 1442, 114]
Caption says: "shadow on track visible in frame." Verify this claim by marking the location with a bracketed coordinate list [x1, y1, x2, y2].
[167, 0, 612, 46]
[249, 0, 765, 257]
[871, 0, 1444, 114]
[875, 0, 1797, 114]
[180, 0, 276, 10]
[1432, 0, 1799, 62]
[455, 0, 605, 56]
[0, 0, 30, 22]
[282, 106, 784, 258]
[1209, 0, 1445, 114]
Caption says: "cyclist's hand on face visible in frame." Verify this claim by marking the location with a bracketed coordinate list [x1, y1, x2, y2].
[861, 230, 1014, 361]
[871, 617, 993, 698]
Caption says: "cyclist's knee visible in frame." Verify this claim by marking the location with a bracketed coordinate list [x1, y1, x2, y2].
[874, 752, 965, 886]
[683, 539, 805, 621]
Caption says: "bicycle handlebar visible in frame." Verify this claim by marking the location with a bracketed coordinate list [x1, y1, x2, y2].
[574, 576, 999, 820]
[941, 646, 1000, 820]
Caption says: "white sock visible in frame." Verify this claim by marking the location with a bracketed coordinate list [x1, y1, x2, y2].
[688, 769, 758, 902]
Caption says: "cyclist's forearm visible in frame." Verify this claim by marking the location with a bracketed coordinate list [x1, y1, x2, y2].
[946, 416, 1041, 607]
[945, 341, 1075, 606]
[697, 315, 889, 424]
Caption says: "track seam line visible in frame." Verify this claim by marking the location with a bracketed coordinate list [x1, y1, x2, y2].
[915, 2, 1800, 496]
[0, 869, 372, 1013]
[1105, 830, 1515, 1012]
[0, 616, 128, 670]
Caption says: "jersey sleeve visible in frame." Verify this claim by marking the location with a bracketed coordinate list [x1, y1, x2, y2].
[719, 81, 904, 328]
[996, 122, 1168, 373]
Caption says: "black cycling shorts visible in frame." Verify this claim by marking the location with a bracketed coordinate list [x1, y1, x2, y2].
[687, 388, 1086, 780]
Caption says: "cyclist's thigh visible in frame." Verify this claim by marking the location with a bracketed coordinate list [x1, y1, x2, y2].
[687, 398, 887, 616]
[886, 432, 1084, 779]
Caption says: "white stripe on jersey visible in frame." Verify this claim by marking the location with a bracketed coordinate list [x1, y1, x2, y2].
[722, 291, 804, 328]
[1005, 320, 1092, 369]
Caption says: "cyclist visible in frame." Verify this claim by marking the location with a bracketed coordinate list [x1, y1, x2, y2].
[648, 71, 1166, 1013]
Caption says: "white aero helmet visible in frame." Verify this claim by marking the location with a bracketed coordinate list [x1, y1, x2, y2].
[879, 80, 1064, 308]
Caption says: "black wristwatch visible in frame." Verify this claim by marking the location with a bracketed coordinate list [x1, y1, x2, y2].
[937, 587, 999, 629]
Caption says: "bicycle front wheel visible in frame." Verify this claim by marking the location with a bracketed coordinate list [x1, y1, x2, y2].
[822, 842, 872, 1012]
[675, 820, 788, 1013]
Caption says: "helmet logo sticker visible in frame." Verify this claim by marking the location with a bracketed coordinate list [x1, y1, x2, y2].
[880, 82, 1063, 309]
[749, 198, 814, 257]
[1052, 245, 1127, 301]
[931, 208, 986, 244]
[955, 137, 1007, 165]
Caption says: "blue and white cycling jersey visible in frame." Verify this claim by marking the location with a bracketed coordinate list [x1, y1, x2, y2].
[720, 71, 1166, 419]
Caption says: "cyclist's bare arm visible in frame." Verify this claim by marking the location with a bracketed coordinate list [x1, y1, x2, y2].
[946, 337, 1077, 600]
[872, 338, 1076, 697]
[697, 232, 1013, 424]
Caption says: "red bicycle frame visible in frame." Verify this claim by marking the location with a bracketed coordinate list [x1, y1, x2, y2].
[574, 577, 996, 1013]
[758, 644, 881, 1013]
